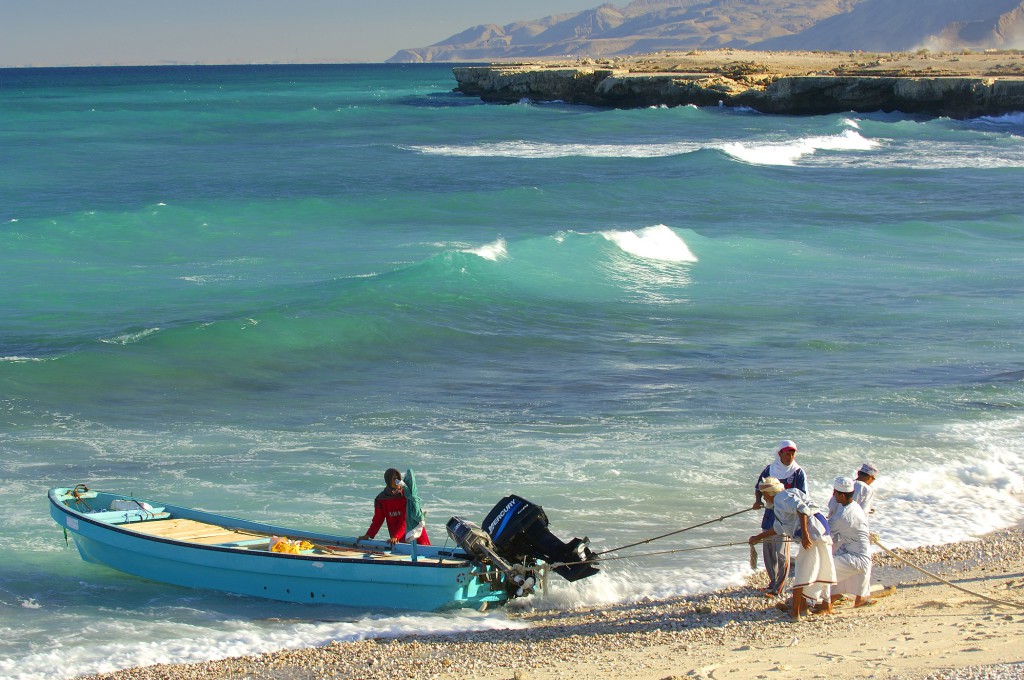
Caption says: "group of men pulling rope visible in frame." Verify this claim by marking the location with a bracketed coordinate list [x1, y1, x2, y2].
[749, 439, 878, 620]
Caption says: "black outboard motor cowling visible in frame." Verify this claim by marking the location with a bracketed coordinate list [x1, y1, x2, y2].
[481, 495, 599, 582]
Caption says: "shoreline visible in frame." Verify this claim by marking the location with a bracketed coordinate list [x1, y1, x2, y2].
[77, 527, 1024, 680]
[452, 49, 1024, 118]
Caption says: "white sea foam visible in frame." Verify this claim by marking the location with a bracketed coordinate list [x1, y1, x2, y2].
[1, 611, 527, 680]
[827, 417, 1024, 549]
[600, 225, 697, 263]
[1, 356, 48, 362]
[411, 140, 702, 158]
[834, 138, 1024, 169]
[99, 328, 161, 345]
[179, 275, 225, 283]
[410, 130, 882, 164]
[720, 129, 878, 166]
[462, 238, 507, 261]
[507, 557, 749, 613]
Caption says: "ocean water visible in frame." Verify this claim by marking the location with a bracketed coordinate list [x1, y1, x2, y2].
[2, 63, 1023, 679]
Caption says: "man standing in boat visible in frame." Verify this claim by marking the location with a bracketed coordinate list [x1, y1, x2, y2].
[359, 468, 431, 546]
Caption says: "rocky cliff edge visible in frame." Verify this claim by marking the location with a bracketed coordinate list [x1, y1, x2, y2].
[452, 49, 1024, 118]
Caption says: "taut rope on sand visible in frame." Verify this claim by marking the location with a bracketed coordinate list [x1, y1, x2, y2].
[871, 534, 1024, 611]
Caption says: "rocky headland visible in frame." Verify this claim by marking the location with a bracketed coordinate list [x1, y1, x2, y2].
[453, 49, 1024, 118]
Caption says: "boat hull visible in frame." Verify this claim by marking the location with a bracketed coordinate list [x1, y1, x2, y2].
[49, 487, 508, 612]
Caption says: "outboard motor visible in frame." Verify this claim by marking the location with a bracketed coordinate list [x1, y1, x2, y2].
[447, 495, 599, 596]
[482, 495, 599, 582]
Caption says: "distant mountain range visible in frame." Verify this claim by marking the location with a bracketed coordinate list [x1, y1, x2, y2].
[387, 0, 1024, 63]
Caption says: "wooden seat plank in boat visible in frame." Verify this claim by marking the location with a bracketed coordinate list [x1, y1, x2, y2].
[121, 518, 266, 545]
[120, 518, 451, 562]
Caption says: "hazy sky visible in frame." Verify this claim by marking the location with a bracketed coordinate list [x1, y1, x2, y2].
[1, 0, 604, 67]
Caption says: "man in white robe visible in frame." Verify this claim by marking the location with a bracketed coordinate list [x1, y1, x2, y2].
[749, 477, 836, 620]
[853, 462, 878, 515]
[827, 461, 879, 518]
[828, 476, 873, 608]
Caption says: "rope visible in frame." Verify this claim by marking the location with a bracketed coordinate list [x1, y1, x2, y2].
[574, 540, 749, 565]
[594, 507, 754, 556]
[468, 540, 749, 577]
[871, 534, 1024, 611]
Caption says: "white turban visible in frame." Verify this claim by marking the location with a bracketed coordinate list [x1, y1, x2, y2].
[758, 477, 784, 495]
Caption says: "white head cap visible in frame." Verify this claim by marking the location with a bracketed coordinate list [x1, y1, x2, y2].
[777, 440, 798, 453]
[858, 462, 879, 477]
[833, 476, 855, 493]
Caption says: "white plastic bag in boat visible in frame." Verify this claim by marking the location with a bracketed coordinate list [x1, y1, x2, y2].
[110, 499, 154, 512]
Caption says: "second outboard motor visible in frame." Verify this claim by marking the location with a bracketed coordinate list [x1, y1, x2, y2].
[481, 495, 599, 582]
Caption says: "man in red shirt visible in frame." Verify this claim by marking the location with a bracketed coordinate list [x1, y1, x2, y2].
[358, 468, 431, 545]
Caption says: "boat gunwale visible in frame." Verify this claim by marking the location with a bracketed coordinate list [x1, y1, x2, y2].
[48, 490, 474, 570]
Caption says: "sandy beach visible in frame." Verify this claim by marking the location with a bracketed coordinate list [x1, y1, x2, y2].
[75, 527, 1024, 680]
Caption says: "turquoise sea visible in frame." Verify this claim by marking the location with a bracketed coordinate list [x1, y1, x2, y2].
[2, 63, 1023, 679]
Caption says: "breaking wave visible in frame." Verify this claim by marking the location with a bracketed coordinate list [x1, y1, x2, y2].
[600, 224, 697, 263]
[410, 140, 702, 158]
[720, 129, 878, 166]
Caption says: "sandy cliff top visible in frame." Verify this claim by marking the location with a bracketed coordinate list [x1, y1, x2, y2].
[502, 48, 1024, 78]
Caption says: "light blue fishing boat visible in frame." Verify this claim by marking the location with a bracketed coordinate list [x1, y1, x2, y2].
[49, 485, 508, 611]
[49, 485, 599, 612]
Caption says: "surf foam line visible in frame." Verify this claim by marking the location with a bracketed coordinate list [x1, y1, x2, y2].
[720, 128, 878, 166]
[99, 328, 161, 345]
[409, 140, 703, 158]
[409, 130, 878, 164]
[4, 611, 528, 680]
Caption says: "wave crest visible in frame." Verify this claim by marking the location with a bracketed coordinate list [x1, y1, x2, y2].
[600, 225, 697, 263]
[100, 328, 161, 345]
[720, 129, 878, 166]
[411, 140, 701, 158]
[461, 238, 508, 261]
